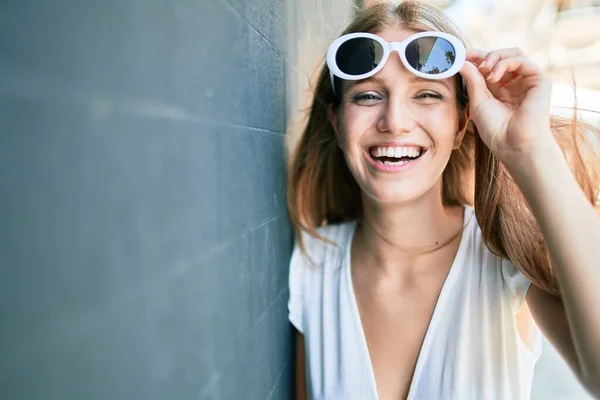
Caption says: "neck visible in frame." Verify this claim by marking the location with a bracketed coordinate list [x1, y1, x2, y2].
[354, 183, 465, 277]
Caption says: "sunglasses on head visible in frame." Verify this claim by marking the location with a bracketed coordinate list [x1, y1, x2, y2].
[326, 31, 466, 94]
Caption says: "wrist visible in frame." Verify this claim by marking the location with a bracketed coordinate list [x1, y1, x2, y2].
[503, 134, 566, 194]
[502, 132, 560, 174]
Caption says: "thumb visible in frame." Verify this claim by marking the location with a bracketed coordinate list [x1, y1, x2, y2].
[459, 61, 491, 107]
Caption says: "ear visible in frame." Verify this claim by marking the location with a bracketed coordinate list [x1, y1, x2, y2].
[328, 104, 341, 147]
[454, 107, 470, 150]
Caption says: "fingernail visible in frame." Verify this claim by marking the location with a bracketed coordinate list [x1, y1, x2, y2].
[479, 61, 486, 69]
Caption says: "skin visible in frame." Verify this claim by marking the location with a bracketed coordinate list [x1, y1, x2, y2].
[295, 27, 600, 399]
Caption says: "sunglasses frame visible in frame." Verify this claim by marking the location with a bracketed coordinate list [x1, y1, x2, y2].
[327, 31, 466, 93]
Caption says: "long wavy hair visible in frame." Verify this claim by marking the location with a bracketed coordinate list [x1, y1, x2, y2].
[287, 1, 600, 296]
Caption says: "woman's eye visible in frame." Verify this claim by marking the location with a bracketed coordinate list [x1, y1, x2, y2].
[352, 92, 382, 104]
[416, 92, 443, 100]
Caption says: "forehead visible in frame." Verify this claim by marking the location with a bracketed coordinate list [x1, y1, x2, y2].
[374, 27, 423, 43]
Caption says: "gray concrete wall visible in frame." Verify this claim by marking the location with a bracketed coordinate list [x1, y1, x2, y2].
[0, 0, 352, 399]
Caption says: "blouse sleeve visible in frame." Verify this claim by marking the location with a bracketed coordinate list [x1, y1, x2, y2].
[501, 257, 544, 359]
[501, 257, 533, 313]
[288, 240, 306, 333]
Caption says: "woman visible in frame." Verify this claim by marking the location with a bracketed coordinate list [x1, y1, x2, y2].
[287, 2, 600, 400]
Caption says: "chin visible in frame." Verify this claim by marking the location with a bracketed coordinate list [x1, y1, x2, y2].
[363, 182, 430, 206]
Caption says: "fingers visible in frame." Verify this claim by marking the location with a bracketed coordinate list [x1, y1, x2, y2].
[465, 47, 547, 92]
[467, 47, 522, 64]
[485, 56, 542, 83]
[465, 48, 487, 65]
[477, 47, 524, 72]
[459, 61, 492, 107]
[466, 48, 540, 78]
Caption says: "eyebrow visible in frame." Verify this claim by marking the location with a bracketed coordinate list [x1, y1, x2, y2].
[346, 75, 453, 92]
[409, 76, 452, 91]
[346, 76, 385, 90]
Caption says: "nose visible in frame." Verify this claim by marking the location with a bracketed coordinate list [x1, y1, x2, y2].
[376, 95, 416, 135]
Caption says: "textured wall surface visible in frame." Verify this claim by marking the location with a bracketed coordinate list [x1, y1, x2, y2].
[0, 0, 353, 399]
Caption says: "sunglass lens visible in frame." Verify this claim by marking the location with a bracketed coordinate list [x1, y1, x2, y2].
[405, 37, 456, 75]
[336, 38, 384, 76]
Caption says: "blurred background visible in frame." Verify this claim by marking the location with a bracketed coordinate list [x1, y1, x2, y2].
[427, 0, 600, 127]
[0, 0, 598, 399]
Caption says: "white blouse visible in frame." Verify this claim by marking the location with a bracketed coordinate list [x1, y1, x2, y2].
[288, 206, 542, 399]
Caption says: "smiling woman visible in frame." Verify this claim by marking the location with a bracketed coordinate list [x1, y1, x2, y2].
[286, 1, 600, 400]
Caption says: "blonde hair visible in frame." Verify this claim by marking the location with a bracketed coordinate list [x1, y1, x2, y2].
[287, 1, 600, 296]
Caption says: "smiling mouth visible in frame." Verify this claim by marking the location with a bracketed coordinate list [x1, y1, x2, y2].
[368, 146, 426, 166]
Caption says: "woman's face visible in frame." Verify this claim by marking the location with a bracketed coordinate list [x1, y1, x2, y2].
[332, 27, 467, 206]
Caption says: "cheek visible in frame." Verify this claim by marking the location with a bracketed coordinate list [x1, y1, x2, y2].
[428, 121, 456, 146]
[423, 107, 459, 147]
[339, 106, 379, 147]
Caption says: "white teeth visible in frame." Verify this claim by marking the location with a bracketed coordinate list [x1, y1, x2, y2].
[370, 146, 422, 159]
[383, 160, 409, 166]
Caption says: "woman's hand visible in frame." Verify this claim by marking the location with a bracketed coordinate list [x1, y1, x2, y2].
[459, 48, 555, 166]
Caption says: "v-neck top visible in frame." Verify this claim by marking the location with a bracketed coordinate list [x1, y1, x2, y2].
[288, 206, 542, 400]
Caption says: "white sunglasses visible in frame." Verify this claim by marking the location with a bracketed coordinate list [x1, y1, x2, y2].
[326, 31, 466, 94]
